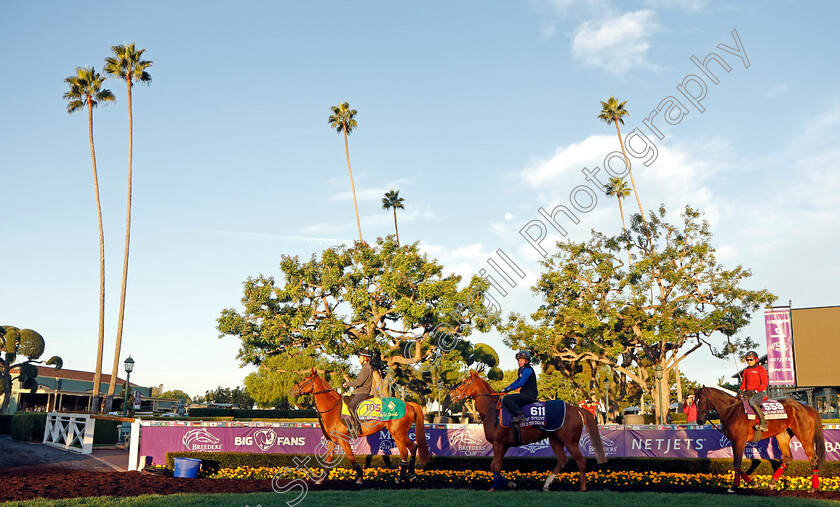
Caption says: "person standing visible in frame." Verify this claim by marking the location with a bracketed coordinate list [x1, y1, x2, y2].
[739, 350, 769, 431]
[501, 351, 538, 425]
[682, 394, 697, 424]
[342, 349, 373, 435]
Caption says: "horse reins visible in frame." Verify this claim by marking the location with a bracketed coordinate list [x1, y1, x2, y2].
[295, 375, 343, 414]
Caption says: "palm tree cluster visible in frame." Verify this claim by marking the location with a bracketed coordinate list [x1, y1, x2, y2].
[63, 43, 152, 413]
[327, 103, 407, 245]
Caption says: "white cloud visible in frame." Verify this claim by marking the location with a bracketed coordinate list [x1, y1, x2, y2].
[644, 0, 709, 14]
[571, 10, 660, 74]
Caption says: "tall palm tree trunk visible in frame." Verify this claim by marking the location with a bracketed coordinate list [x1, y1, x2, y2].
[344, 130, 362, 242]
[105, 81, 134, 411]
[616, 197, 631, 267]
[392, 208, 400, 246]
[87, 99, 105, 412]
[614, 121, 645, 220]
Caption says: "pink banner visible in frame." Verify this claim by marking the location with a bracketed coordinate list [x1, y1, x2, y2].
[136, 421, 840, 466]
[764, 308, 795, 386]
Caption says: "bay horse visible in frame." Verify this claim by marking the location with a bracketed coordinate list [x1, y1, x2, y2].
[451, 370, 606, 492]
[694, 386, 826, 492]
[290, 369, 430, 484]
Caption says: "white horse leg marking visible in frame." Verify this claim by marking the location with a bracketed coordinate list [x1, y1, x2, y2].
[543, 472, 557, 492]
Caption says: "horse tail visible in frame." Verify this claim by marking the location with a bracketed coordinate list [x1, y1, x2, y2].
[576, 403, 607, 464]
[812, 408, 827, 470]
[411, 402, 431, 463]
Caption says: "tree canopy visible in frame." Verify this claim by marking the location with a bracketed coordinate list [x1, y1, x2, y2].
[504, 205, 776, 423]
[218, 237, 500, 398]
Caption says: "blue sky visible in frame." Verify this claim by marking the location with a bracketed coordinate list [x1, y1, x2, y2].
[2, 1, 838, 398]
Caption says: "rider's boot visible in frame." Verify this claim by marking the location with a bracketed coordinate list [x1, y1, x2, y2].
[755, 409, 768, 431]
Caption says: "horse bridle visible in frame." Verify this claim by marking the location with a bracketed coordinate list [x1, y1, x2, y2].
[695, 387, 725, 435]
[453, 375, 502, 400]
[293, 374, 342, 414]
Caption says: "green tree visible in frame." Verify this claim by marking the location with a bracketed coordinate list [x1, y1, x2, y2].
[0, 326, 62, 413]
[160, 389, 192, 403]
[381, 189, 405, 246]
[504, 205, 776, 424]
[243, 347, 341, 408]
[217, 237, 499, 400]
[328, 102, 362, 242]
[102, 43, 153, 413]
[63, 66, 114, 412]
[598, 96, 645, 221]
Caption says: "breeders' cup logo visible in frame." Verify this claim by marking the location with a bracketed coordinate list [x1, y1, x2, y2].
[581, 433, 618, 455]
[253, 429, 277, 451]
[449, 430, 489, 456]
[182, 428, 223, 451]
[520, 438, 550, 454]
[719, 435, 760, 457]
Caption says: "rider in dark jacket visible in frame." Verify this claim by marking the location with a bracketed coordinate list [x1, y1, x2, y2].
[501, 351, 538, 425]
[739, 350, 769, 431]
[343, 349, 373, 435]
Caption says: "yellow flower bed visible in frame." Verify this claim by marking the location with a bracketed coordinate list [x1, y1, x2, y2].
[207, 466, 840, 491]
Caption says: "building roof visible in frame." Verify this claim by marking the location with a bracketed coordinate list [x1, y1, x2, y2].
[10, 365, 134, 386]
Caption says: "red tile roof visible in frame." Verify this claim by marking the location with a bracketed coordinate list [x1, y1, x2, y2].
[10, 365, 133, 386]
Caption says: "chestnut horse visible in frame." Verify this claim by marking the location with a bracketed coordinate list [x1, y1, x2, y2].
[694, 386, 826, 492]
[451, 371, 606, 492]
[290, 370, 430, 484]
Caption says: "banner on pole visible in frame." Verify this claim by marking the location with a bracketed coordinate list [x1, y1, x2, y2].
[764, 308, 795, 386]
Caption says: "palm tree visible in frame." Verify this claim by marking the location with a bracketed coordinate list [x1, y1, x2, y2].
[598, 96, 645, 221]
[102, 43, 152, 412]
[328, 102, 362, 242]
[63, 67, 114, 412]
[381, 189, 405, 245]
[604, 177, 632, 267]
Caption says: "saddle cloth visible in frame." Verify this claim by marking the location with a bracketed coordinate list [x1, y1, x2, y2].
[341, 397, 407, 421]
[742, 399, 788, 420]
[500, 400, 566, 431]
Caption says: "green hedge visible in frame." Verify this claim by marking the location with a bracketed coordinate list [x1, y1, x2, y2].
[0, 415, 12, 434]
[187, 408, 317, 419]
[162, 452, 840, 477]
[10, 412, 47, 442]
[93, 419, 120, 445]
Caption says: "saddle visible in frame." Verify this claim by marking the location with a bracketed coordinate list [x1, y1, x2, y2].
[499, 399, 566, 431]
[741, 398, 787, 420]
[341, 396, 407, 421]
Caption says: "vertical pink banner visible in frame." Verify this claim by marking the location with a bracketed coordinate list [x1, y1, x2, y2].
[764, 308, 795, 386]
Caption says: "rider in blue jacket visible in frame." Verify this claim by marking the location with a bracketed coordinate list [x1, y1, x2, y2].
[501, 351, 538, 425]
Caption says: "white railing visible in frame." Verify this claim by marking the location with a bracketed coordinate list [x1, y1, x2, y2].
[43, 412, 94, 454]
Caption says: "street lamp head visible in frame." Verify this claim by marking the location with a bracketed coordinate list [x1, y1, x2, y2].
[124, 355, 135, 374]
[654, 364, 663, 380]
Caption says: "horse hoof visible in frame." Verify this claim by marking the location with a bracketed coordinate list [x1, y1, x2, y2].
[488, 488, 496, 493]
[314, 477, 325, 485]
[507, 481, 517, 489]
[356, 479, 363, 485]
[542, 486, 549, 492]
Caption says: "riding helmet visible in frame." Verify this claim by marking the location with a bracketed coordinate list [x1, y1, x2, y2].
[744, 350, 759, 360]
[515, 350, 532, 362]
[358, 348, 372, 357]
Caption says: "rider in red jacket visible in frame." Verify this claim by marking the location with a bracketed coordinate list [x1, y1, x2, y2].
[739, 350, 769, 431]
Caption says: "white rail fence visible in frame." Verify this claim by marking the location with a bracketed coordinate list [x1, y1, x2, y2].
[42, 412, 94, 454]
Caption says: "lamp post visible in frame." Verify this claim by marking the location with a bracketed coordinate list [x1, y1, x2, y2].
[122, 356, 135, 417]
[654, 365, 664, 424]
[604, 375, 611, 424]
